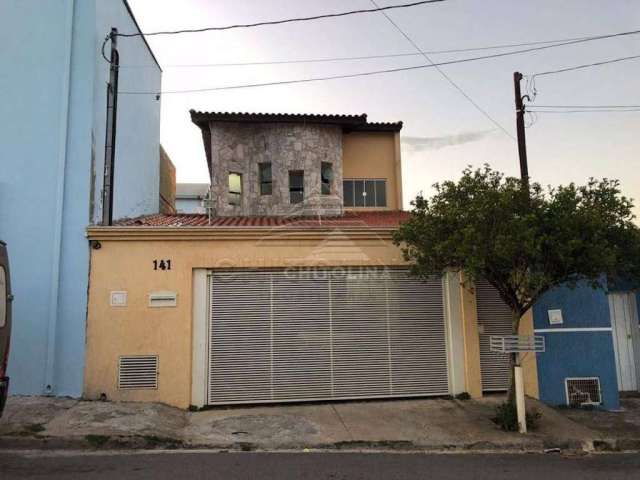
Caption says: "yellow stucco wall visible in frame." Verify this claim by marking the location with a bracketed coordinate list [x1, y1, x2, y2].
[84, 230, 407, 409]
[458, 274, 483, 398]
[85, 227, 539, 408]
[458, 277, 540, 399]
[342, 131, 402, 210]
[519, 310, 540, 399]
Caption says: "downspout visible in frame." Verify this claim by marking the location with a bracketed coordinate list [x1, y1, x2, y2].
[393, 131, 403, 210]
[44, 0, 75, 394]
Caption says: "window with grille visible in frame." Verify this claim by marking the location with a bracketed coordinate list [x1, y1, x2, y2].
[259, 163, 272, 195]
[565, 377, 602, 406]
[343, 179, 386, 207]
[321, 162, 333, 195]
[228, 173, 242, 206]
[289, 171, 304, 204]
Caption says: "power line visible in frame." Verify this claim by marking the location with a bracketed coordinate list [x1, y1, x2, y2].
[528, 108, 640, 113]
[532, 54, 640, 76]
[120, 29, 640, 95]
[369, 0, 515, 140]
[116, 0, 445, 37]
[531, 104, 640, 108]
[118, 35, 599, 69]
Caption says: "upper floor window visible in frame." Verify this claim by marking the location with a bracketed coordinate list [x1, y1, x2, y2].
[343, 179, 386, 208]
[259, 163, 272, 195]
[289, 170, 304, 204]
[321, 162, 333, 195]
[228, 172, 242, 206]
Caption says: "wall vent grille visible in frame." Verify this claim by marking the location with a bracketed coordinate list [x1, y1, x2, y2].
[118, 355, 158, 390]
[565, 377, 601, 406]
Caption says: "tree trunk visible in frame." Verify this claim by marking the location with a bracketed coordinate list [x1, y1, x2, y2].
[507, 310, 522, 406]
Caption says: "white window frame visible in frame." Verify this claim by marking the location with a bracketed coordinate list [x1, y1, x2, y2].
[343, 178, 387, 208]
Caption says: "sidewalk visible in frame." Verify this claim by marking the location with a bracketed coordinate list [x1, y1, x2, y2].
[1, 395, 638, 452]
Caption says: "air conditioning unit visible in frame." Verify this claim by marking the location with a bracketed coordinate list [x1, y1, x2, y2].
[565, 377, 602, 407]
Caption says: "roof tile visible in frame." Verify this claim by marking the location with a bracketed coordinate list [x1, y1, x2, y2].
[113, 211, 409, 229]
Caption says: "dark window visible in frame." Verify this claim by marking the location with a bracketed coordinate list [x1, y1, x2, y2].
[354, 180, 365, 207]
[365, 180, 376, 207]
[342, 179, 387, 208]
[259, 163, 272, 195]
[343, 180, 354, 207]
[228, 172, 242, 206]
[375, 180, 387, 207]
[321, 162, 333, 195]
[289, 170, 304, 204]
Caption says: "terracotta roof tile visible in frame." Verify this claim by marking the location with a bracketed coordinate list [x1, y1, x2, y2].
[114, 211, 409, 229]
[189, 110, 403, 132]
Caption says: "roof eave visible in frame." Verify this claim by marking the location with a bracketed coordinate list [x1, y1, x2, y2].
[86, 225, 397, 241]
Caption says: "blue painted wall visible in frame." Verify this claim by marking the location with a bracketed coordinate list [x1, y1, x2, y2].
[0, 0, 161, 396]
[533, 282, 620, 410]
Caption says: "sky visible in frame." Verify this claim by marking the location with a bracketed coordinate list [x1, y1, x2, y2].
[125, 0, 640, 216]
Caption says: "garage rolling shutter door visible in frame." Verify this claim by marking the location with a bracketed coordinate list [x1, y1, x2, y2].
[207, 268, 449, 405]
[475, 280, 513, 391]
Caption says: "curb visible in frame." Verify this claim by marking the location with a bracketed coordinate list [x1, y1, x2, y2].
[593, 438, 640, 452]
[1, 434, 623, 454]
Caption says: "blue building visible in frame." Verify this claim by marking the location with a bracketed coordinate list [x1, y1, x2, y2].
[0, 1, 163, 396]
[534, 282, 640, 410]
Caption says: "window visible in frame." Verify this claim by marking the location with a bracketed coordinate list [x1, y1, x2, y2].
[259, 163, 272, 195]
[321, 162, 333, 195]
[228, 172, 242, 206]
[375, 180, 386, 207]
[342, 179, 387, 208]
[289, 170, 304, 204]
[343, 180, 354, 207]
[0, 267, 6, 328]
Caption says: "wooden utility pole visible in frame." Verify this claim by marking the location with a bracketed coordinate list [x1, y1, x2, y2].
[102, 28, 119, 226]
[513, 72, 529, 183]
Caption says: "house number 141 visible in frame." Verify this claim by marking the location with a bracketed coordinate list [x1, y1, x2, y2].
[153, 259, 171, 271]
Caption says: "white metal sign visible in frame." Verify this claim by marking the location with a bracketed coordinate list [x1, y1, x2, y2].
[490, 335, 545, 353]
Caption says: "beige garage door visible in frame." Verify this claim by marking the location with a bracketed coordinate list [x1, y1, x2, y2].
[476, 280, 513, 391]
[207, 268, 449, 405]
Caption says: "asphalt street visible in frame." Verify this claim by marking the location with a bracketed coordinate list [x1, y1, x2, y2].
[1, 451, 640, 479]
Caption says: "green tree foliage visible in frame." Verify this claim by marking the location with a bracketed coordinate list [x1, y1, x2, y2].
[394, 166, 640, 329]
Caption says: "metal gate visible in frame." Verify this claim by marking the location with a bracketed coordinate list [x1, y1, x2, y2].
[475, 280, 513, 391]
[207, 268, 449, 405]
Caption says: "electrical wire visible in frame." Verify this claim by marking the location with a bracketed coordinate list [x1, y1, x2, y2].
[101, 34, 112, 63]
[532, 54, 640, 76]
[528, 108, 640, 113]
[118, 35, 601, 69]
[369, 0, 515, 140]
[531, 104, 640, 108]
[116, 0, 445, 37]
[119, 30, 640, 95]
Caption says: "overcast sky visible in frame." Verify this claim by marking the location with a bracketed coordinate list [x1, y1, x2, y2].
[126, 0, 640, 216]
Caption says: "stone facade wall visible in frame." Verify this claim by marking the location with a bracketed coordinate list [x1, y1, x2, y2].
[208, 122, 343, 217]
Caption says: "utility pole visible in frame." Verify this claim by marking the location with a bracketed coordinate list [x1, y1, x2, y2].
[513, 72, 529, 183]
[102, 28, 119, 226]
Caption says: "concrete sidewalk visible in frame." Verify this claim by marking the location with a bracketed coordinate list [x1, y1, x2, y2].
[0, 395, 636, 452]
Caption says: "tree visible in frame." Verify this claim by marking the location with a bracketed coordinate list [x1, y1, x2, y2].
[394, 166, 640, 411]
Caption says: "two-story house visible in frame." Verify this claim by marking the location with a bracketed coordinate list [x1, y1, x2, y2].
[83, 110, 540, 409]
